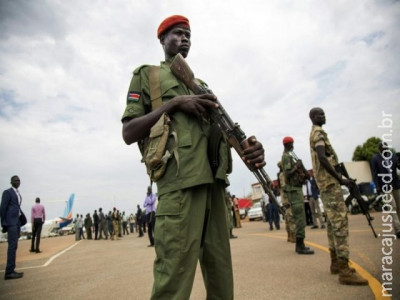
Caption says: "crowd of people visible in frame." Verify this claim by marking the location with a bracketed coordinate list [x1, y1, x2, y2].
[73, 186, 157, 247]
[73, 206, 147, 241]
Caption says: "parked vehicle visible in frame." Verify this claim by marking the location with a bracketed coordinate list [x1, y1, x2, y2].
[239, 208, 248, 220]
[248, 202, 263, 221]
[342, 185, 381, 215]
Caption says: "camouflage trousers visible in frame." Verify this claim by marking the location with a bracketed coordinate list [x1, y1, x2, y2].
[281, 190, 295, 233]
[286, 187, 306, 239]
[320, 183, 349, 259]
[112, 220, 119, 239]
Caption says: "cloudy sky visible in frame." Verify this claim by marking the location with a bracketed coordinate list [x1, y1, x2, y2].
[1, 0, 399, 220]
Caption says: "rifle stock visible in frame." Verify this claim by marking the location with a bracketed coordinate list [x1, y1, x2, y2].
[170, 53, 288, 215]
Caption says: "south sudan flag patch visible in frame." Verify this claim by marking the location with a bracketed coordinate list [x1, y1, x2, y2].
[127, 91, 141, 102]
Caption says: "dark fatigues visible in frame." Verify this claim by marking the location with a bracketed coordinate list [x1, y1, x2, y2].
[310, 125, 349, 259]
[122, 60, 233, 300]
[282, 151, 306, 239]
[278, 170, 295, 233]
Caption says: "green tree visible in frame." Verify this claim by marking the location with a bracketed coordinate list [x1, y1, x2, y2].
[352, 137, 381, 162]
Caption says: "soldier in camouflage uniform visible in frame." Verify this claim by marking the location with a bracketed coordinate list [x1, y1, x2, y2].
[111, 207, 119, 241]
[309, 107, 367, 285]
[281, 136, 314, 254]
[277, 161, 295, 243]
[226, 192, 237, 239]
[121, 15, 266, 299]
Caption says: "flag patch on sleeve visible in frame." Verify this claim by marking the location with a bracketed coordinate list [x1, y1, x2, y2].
[127, 91, 141, 102]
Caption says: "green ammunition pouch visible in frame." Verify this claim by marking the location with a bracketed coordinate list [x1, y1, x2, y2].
[142, 112, 174, 182]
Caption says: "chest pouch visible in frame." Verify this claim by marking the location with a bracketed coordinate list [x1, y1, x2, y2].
[142, 112, 177, 182]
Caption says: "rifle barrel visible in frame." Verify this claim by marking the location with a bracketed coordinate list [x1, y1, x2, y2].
[170, 53, 287, 216]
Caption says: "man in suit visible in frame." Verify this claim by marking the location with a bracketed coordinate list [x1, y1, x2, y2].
[0, 175, 24, 280]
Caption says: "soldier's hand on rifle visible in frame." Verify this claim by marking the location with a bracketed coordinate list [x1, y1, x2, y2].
[340, 178, 352, 186]
[241, 136, 266, 169]
[171, 94, 218, 117]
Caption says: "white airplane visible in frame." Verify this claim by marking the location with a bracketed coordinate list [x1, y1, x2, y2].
[20, 193, 75, 239]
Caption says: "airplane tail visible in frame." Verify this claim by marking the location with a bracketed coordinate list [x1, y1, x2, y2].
[59, 194, 75, 227]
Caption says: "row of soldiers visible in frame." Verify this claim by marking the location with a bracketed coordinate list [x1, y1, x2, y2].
[74, 206, 148, 241]
[275, 108, 368, 286]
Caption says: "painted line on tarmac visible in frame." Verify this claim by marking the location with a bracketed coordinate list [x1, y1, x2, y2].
[43, 241, 80, 267]
[253, 233, 391, 300]
[2, 241, 81, 272]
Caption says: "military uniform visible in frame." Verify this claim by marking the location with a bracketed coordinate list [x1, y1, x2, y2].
[122, 60, 233, 299]
[309, 125, 349, 259]
[111, 210, 119, 240]
[278, 167, 295, 240]
[281, 152, 306, 239]
[226, 194, 234, 232]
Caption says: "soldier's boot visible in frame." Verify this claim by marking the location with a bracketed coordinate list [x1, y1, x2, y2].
[288, 231, 295, 243]
[290, 231, 296, 243]
[295, 238, 314, 255]
[330, 250, 355, 274]
[330, 249, 339, 274]
[338, 258, 368, 285]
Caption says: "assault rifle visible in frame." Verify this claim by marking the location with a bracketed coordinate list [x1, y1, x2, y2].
[170, 53, 288, 215]
[335, 163, 377, 238]
[289, 151, 311, 184]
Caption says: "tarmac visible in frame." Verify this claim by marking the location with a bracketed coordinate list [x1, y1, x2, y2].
[0, 211, 399, 300]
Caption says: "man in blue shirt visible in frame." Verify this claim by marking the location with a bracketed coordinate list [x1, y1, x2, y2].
[143, 186, 156, 247]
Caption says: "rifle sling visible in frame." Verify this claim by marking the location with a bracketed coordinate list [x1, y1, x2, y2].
[148, 66, 162, 111]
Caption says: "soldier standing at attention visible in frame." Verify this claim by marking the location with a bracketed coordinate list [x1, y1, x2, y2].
[277, 162, 295, 243]
[98, 208, 107, 239]
[135, 204, 143, 237]
[309, 107, 368, 285]
[281, 136, 314, 254]
[121, 15, 266, 299]
[225, 192, 237, 239]
[111, 207, 119, 240]
[84, 213, 93, 240]
[231, 194, 242, 228]
[93, 210, 99, 240]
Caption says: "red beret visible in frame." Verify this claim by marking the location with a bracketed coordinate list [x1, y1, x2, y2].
[157, 15, 190, 39]
[283, 136, 294, 144]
